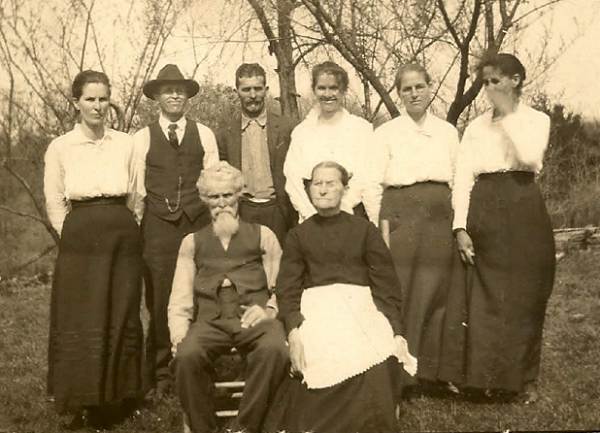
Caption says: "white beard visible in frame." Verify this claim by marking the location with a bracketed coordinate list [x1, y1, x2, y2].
[212, 210, 240, 242]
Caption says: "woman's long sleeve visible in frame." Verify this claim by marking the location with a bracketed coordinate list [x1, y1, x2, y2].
[276, 229, 307, 334]
[451, 126, 476, 230]
[43, 140, 68, 236]
[283, 131, 317, 222]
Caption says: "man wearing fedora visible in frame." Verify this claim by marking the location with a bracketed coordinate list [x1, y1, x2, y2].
[217, 63, 297, 246]
[132, 64, 219, 398]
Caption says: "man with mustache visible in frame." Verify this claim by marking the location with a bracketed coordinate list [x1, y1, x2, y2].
[217, 63, 297, 246]
[132, 64, 219, 399]
[168, 161, 288, 433]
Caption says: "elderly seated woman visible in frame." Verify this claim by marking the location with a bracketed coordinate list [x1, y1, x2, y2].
[265, 161, 416, 433]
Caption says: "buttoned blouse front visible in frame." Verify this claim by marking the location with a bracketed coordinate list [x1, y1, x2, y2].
[43, 124, 135, 235]
[451, 103, 550, 230]
[370, 112, 459, 223]
[283, 107, 375, 222]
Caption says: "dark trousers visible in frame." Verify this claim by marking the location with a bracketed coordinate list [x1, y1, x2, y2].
[141, 210, 210, 389]
[173, 317, 289, 433]
[239, 199, 289, 247]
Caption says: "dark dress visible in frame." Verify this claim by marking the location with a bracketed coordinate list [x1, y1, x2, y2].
[265, 212, 403, 433]
[381, 182, 466, 384]
[48, 198, 144, 413]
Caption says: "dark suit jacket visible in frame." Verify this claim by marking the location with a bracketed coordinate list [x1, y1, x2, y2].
[216, 110, 298, 229]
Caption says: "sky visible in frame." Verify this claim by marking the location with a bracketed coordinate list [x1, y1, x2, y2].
[160, 0, 600, 120]
[7, 0, 600, 120]
[544, 0, 600, 118]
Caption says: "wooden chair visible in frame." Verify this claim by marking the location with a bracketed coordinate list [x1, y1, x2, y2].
[182, 347, 246, 432]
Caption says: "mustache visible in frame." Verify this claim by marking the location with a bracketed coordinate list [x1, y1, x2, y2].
[215, 208, 235, 216]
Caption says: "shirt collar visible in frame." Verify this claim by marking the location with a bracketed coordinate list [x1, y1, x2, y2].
[71, 123, 114, 144]
[159, 114, 187, 133]
[241, 109, 267, 132]
[398, 109, 435, 137]
[305, 105, 349, 125]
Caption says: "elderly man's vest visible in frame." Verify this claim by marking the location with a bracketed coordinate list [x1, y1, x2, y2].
[145, 119, 206, 221]
[193, 221, 269, 321]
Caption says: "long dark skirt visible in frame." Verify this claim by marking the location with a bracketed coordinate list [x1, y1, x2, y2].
[380, 182, 466, 384]
[48, 198, 144, 413]
[465, 171, 555, 392]
[264, 357, 398, 433]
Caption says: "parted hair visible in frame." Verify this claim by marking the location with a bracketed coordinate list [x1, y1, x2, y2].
[72, 70, 111, 100]
[311, 61, 349, 92]
[311, 161, 351, 187]
[196, 161, 245, 200]
[235, 63, 267, 88]
[394, 63, 432, 90]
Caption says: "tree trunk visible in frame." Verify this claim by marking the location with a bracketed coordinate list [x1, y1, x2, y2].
[276, 0, 300, 121]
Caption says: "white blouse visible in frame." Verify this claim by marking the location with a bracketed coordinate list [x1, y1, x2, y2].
[452, 103, 551, 230]
[44, 125, 135, 235]
[283, 107, 377, 222]
[370, 112, 459, 223]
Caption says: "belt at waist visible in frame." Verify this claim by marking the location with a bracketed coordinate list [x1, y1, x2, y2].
[71, 196, 127, 208]
[384, 181, 449, 190]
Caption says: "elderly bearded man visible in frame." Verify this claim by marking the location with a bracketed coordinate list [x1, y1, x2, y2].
[168, 161, 289, 433]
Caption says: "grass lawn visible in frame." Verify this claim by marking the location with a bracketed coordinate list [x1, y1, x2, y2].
[1, 250, 599, 432]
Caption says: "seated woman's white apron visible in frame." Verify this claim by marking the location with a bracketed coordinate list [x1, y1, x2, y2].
[298, 283, 397, 389]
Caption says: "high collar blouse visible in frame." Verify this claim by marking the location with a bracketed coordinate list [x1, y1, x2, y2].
[283, 107, 377, 222]
[369, 112, 459, 223]
[43, 124, 135, 235]
[451, 103, 550, 230]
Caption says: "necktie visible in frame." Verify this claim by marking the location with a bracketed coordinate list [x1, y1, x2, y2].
[168, 123, 178, 148]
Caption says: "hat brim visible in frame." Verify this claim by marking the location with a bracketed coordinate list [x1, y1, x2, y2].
[143, 79, 200, 100]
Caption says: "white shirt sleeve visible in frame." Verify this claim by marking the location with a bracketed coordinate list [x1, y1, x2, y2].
[198, 123, 220, 169]
[130, 128, 150, 225]
[43, 139, 68, 236]
[260, 225, 282, 312]
[343, 121, 372, 216]
[284, 127, 318, 222]
[168, 233, 196, 352]
[364, 125, 389, 225]
[500, 108, 550, 170]
[451, 124, 477, 230]
[447, 125, 461, 189]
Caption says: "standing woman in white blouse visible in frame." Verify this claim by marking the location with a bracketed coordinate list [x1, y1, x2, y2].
[452, 53, 555, 402]
[44, 71, 143, 429]
[372, 64, 465, 389]
[284, 61, 377, 223]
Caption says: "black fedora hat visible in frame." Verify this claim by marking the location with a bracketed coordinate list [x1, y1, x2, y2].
[143, 64, 200, 100]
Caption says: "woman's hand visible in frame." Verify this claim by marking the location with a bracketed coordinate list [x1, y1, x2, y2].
[288, 328, 306, 377]
[394, 335, 418, 376]
[455, 229, 476, 265]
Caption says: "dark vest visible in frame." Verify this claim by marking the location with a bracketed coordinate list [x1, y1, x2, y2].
[145, 119, 207, 221]
[193, 221, 269, 321]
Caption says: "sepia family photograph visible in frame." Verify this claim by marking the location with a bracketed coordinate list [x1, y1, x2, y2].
[1, 0, 599, 432]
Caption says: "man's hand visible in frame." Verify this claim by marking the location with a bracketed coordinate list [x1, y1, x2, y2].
[455, 229, 475, 265]
[240, 304, 276, 329]
[394, 335, 418, 376]
[288, 328, 305, 377]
